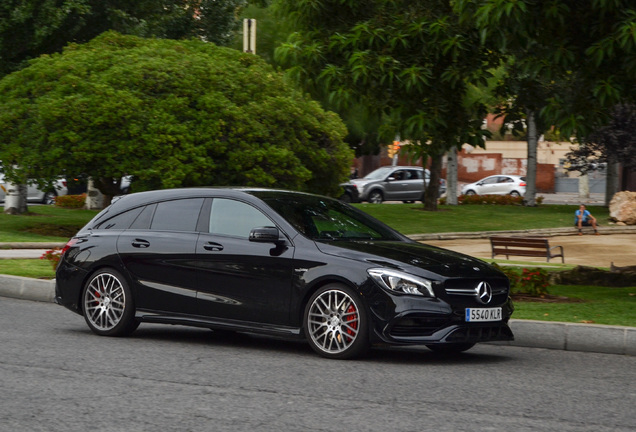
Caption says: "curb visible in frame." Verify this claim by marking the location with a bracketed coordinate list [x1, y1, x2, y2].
[0, 273, 633, 356]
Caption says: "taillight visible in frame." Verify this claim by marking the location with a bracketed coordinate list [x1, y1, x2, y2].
[62, 180, 67, 187]
[520, 182, 526, 186]
[60, 238, 78, 256]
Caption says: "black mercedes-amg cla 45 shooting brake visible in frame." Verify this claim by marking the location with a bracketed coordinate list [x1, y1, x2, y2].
[55, 188, 514, 359]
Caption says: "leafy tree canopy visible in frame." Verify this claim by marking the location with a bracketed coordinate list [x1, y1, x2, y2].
[0, 31, 353, 197]
[274, 0, 496, 209]
[566, 103, 636, 172]
[0, 0, 248, 77]
[454, 0, 636, 137]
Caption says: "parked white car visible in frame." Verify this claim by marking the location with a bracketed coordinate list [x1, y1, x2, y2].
[461, 175, 526, 197]
[0, 173, 68, 204]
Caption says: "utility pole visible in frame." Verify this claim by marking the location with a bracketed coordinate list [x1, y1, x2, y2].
[243, 19, 256, 54]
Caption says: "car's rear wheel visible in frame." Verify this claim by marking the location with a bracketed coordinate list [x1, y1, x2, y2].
[368, 190, 383, 203]
[339, 193, 352, 203]
[42, 191, 57, 205]
[426, 342, 475, 354]
[509, 191, 521, 197]
[304, 284, 369, 359]
[82, 269, 139, 337]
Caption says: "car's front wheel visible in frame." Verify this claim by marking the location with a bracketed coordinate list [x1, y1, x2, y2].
[465, 190, 476, 196]
[82, 269, 139, 337]
[304, 284, 369, 359]
[368, 190, 383, 203]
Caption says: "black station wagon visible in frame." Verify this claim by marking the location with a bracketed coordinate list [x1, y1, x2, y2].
[55, 188, 514, 359]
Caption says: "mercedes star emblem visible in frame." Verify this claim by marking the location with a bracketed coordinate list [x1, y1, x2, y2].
[475, 281, 493, 305]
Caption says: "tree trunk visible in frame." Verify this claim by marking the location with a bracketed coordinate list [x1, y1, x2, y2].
[578, 172, 590, 199]
[525, 110, 538, 206]
[3, 183, 28, 214]
[85, 178, 105, 210]
[605, 159, 620, 206]
[423, 154, 442, 211]
[446, 148, 458, 205]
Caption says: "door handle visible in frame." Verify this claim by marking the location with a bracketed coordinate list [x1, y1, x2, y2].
[203, 242, 224, 251]
[132, 239, 150, 248]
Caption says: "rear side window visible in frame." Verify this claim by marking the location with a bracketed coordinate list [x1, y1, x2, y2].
[94, 207, 144, 230]
[150, 198, 204, 232]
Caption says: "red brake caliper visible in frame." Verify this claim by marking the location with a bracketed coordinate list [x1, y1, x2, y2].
[344, 304, 358, 341]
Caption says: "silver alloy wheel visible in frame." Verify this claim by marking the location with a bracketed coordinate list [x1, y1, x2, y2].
[306, 289, 360, 355]
[84, 272, 126, 331]
[510, 190, 520, 197]
[368, 190, 383, 203]
[465, 190, 476, 196]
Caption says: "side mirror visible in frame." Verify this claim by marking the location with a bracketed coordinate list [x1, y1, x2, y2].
[249, 226, 283, 244]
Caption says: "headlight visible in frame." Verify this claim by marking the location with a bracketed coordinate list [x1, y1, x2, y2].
[367, 268, 435, 297]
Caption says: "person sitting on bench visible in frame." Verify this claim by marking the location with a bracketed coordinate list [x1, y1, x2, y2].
[574, 204, 598, 235]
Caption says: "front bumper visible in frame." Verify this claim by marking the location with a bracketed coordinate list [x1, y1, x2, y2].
[368, 293, 515, 346]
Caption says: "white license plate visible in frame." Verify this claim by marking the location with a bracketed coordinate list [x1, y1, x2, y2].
[465, 307, 502, 322]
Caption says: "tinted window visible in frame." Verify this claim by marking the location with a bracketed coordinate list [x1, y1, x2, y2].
[150, 198, 204, 232]
[94, 207, 143, 230]
[130, 204, 155, 230]
[209, 198, 272, 238]
[255, 192, 402, 241]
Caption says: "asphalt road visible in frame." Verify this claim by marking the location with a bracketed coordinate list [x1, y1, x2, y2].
[1, 297, 635, 432]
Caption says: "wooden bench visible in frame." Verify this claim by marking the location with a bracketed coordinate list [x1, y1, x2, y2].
[490, 236, 564, 263]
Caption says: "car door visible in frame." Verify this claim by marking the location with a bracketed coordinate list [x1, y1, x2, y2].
[382, 169, 410, 201]
[117, 198, 204, 315]
[194, 197, 295, 325]
[403, 169, 425, 200]
[476, 176, 500, 194]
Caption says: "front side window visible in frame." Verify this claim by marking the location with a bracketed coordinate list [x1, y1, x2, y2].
[255, 192, 402, 242]
[209, 198, 272, 238]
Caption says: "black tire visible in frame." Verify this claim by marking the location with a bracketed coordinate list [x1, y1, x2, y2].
[82, 268, 139, 337]
[509, 191, 521, 197]
[465, 190, 476, 196]
[426, 342, 475, 354]
[303, 284, 369, 359]
[339, 193, 352, 203]
[42, 191, 57, 205]
[368, 190, 383, 204]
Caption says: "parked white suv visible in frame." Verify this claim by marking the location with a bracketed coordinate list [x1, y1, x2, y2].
[0, 173, 68, 204]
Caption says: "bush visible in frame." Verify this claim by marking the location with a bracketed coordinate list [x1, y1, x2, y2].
[494, 264, 550, 296]
[55, 194, 86, 209]
[40, 248, 62, 270]
[439, 194, 544, 205]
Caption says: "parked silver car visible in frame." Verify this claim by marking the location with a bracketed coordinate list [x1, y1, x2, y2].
[461, 175, 526, 197]
[340, 166, 446, 203]
[0, 173, 68, 204]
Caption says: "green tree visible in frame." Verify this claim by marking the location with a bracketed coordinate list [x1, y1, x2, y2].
[454, 0, 636, 204]
[0, 0, 247, 77]
[274, 0, 495, 210]
[0, 31, 353, 206]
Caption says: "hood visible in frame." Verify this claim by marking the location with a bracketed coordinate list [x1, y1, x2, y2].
[315, 240, 501, 278]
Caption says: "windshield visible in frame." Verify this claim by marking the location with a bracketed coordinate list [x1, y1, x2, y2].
[253, 192, 403, 242]
[363, 167, 393, 180]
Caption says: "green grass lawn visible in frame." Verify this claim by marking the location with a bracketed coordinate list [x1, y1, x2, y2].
[354, 203, 609, 235]
[0, 206, 98, 242]
[512, 285, 636, 327]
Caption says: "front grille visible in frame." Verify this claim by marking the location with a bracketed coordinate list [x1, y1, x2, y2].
[445, 325, 514, 343]
[389, 316, 448, 337]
